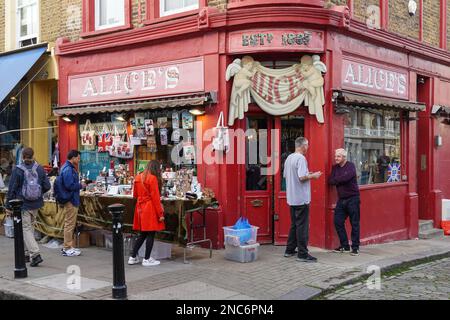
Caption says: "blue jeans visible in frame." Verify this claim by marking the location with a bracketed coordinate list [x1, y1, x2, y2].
[334, 196, 360, 250]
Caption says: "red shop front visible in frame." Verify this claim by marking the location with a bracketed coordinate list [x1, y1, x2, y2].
[55, 1, 448, 249]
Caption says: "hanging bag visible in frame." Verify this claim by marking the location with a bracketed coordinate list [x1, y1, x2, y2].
[212, 111, 230, 152]
[97, 123, 113, 153]
[80, 120, 96, 148]
[109, 127, 134, 159]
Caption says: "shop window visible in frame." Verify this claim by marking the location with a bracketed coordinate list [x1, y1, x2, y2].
[16, 0, 38, 48]
[160, 0, 199, 17]
[76, 110, 197, 196]
[81, 0, 131, 37]
[95, 0, 125, 30]
[343, 107, 402, 185]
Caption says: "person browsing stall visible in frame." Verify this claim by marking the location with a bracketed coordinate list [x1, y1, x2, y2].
[128, 160, 165, 267]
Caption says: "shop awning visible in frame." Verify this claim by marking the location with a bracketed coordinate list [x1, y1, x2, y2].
[0, 44, 47, 103]
[53, 92, 217, 116]
[333, 90, 426, 112]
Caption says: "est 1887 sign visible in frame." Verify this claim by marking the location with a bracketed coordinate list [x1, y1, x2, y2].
[228, 29, 325, 54]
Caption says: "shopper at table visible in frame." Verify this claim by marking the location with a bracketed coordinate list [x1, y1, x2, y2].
[56, 150, 85, 257]
[128, 160, 165, 267]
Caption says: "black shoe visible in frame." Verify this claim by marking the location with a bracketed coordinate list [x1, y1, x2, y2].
[284, 250, 298, 258]
[30, 254, 43, 267]
[333, 247, 350, 253]
[25, 255, 30, 263]
[350, 249, 359, 256]
[296, 254, 318, 263]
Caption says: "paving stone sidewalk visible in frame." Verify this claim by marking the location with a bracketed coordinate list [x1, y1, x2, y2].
[0, 235, 449, 300]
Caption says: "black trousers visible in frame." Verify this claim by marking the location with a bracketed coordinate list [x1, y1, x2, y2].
[285, 204, 310, 258]
[334, 196, 361, 250]
[131, 231, 156, 260]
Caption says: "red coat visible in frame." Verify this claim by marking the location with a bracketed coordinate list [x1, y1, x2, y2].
[132, 172, 165, 232]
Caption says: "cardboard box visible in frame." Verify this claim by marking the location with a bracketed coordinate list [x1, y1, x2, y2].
[73, 231, 91, 248]
[0, 224, 5, 236]
[96, 231, 105, 247]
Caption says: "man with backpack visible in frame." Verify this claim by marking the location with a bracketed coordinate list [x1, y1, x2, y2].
[5, 147, 51, 267]
[54, 150, 85, 257]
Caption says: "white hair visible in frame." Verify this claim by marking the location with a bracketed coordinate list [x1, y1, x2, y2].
[335, 148, 347, 157]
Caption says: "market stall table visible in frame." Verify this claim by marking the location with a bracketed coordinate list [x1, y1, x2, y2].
[0, 191, 216, 260]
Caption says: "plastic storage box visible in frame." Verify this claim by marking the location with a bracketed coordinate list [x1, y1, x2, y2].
[224, 243, 260, 263]
[223, 226, 259, 245]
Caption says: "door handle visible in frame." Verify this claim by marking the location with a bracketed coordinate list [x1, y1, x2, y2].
[251, 199, 263, 207]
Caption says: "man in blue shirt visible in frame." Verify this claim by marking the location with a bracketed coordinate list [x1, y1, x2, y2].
[6, 147, 51, 267]
[59, 150, 85, 257]
[283, 137, 322, 262]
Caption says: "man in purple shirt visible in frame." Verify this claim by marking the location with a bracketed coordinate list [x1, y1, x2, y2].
[328, 148, 361, 256]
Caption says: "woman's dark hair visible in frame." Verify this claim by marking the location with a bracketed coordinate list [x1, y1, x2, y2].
[22, 147, 34, 165]
[143, 160, 162, 191]
[67, 150, 81, 160]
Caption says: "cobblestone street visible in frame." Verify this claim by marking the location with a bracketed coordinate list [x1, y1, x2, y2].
[322, 258, 450, 300]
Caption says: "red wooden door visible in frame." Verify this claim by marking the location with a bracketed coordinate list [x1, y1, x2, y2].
[274, 114, 306, 245]
[240, 115, 274, 244]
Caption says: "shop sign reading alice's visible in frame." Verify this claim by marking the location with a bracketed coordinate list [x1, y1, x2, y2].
[68, 58, 204, 104]
[342, 59, 409, 100]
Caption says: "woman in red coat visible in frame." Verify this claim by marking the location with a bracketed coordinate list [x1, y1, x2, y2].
[128, 160, 165, 267]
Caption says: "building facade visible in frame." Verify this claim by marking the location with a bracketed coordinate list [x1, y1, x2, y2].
[2, 0, 449, 248]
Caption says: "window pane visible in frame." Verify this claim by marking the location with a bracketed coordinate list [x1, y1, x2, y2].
[246, 117, 268, 191]
[163, 0, 198, 12]
[19, 7, 29, 37]
[98, 0, 124, 27]
[344, 107, 401, 185]
[280, 115, 304, 191]
[164, 0, 182, 11]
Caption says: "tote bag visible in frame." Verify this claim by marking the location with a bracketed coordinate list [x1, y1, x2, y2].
[212, 111, 230, 152]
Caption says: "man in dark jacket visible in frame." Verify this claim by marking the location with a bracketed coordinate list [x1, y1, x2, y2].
[6, 147, 51, 267]
[59, 150, 85, 257]
[328, 148, 361, 256]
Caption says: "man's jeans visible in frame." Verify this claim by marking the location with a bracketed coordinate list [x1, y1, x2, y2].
[334, 196, 361, 250]
[286, 204, 310, 258]
[22, 209, 40, 259]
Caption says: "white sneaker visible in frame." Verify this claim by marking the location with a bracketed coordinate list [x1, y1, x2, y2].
[142, 257, 160, 267]
[128, 256, 140, 265]
[62, 248, 81, 257]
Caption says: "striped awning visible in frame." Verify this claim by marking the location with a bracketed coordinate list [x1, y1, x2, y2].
[333, 90, 426, 112]
[53, 92, 217, 116]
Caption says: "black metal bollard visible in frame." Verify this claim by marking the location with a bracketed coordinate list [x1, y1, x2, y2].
[108, 204, 127, 299]
[9, 199, 27, 279]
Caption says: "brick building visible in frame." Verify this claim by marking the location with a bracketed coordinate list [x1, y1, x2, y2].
[1, 1, 450, 248]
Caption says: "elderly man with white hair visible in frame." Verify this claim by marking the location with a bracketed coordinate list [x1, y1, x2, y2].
[328, 148, 361, 256]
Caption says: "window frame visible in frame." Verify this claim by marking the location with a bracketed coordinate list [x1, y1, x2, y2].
[145, 0, 206, 25]
[343, 106, 405, 187]
[16, 0, 39, 48]
[81, 0, 132, 38]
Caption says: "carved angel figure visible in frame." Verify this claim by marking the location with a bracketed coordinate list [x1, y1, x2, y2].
[297, 55, 327, 123]
[226, 56, 257, 126]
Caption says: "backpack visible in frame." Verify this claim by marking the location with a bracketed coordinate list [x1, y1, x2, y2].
[53, 165, 72, 204]
[18, 163, 42, 201]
